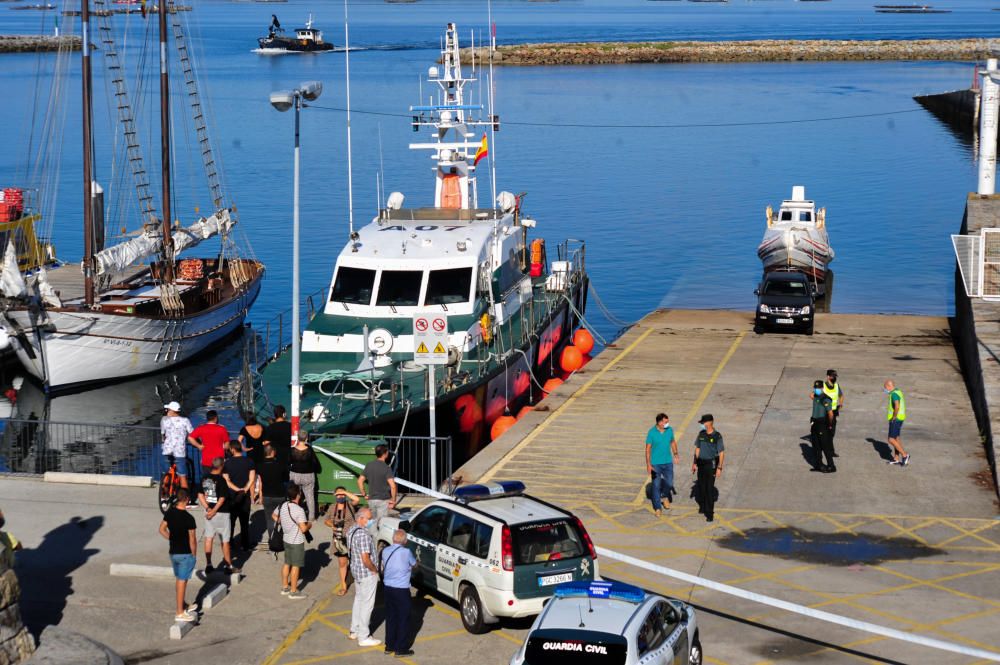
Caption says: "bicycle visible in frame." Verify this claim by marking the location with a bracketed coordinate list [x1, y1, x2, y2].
[158, 454, 195, 514]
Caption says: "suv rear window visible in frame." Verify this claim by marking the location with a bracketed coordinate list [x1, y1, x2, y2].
[513, 519, 585, 565]
[524, 629, 627, 665]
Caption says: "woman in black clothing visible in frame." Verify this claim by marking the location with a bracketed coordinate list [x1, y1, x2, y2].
[255, 444, 287, 552]
[238, 415, 265, 468]
[288, 432, 320, 520]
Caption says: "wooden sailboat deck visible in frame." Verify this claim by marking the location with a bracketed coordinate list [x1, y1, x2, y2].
[45, 263, 148, 304]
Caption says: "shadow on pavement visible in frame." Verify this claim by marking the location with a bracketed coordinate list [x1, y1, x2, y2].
[867, 437, 895, 462]
[17, 515, 103, 636]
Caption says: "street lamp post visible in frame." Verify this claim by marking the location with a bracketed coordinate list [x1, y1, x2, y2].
[270, 81, 322, 445]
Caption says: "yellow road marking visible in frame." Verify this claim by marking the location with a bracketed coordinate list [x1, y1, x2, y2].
[480, 326, 656, 483]
[632, 331, 746, 506]
[262, 590, 336, 665]
[429, 602, 524, 645]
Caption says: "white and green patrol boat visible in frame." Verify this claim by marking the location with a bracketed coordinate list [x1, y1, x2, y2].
[255, 23, 588, 459]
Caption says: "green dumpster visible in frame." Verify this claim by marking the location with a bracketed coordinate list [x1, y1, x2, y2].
[312, 436, 385, 500]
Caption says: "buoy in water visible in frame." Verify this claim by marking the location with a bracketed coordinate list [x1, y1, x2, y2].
[560, 345, 584, 373]
[573, 328, 595, 355]
[542, 377, 563, 394]
[491, 415, 517, 440]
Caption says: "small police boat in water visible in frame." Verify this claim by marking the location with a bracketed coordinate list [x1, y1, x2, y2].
[257, 15, 334, 53]
[756, 186, 834, 294]
[254, 22, 588, 465]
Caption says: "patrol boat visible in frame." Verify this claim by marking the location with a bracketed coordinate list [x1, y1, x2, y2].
[254, 23, 588, 459]
[756, 186, 834, 294]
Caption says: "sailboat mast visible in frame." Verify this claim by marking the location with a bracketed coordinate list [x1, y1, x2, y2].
[81, 0, 96, 306]
[158, 0, 174, 282]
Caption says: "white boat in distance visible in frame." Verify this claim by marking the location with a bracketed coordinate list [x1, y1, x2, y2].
[756, 186, 834, 288]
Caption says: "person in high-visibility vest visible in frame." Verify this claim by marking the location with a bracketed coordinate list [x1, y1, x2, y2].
[822, 369, 845, 457]
[883, 379, 910, 466]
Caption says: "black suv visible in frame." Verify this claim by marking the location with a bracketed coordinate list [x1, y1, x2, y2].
[754, 270, 816, 334]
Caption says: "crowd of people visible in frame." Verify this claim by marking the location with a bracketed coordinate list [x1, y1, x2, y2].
[157, 402, 417, 656]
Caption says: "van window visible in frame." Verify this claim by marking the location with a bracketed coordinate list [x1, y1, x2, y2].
[376, 270, 423, 307]
[513, 519, 585, 565]
[330, 267, 376, 305]
[426, 267, 473, 305]
[410, 506, 451, 543]
[524, 629, 627, 665]
[445, 512, 493, 559]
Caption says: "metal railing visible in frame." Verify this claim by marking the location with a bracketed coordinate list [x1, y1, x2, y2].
[0, 418, 205, 477]
[0, 418, 452, 495]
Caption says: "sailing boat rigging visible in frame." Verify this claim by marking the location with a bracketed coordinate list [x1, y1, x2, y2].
[0, 0, 264, 392]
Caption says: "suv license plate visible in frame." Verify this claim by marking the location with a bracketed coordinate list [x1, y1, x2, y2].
[538, 572, 574, 587]
[776, 318, 795, 324]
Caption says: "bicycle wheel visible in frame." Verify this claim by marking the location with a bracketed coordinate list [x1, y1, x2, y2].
[158, 472, 176, 514]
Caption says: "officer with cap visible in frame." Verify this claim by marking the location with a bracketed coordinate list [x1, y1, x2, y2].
[690, 414, 724, 523]
[822, 369, 845, 457]
[810, 379, 836, 473]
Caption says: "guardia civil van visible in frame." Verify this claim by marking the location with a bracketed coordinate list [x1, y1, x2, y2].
[376, 481, 599, 633]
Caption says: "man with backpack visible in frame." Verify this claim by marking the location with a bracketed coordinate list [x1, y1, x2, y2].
[380, 529, 417, 657]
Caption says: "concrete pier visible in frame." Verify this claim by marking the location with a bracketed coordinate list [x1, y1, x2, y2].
[0, 35, 80, 53]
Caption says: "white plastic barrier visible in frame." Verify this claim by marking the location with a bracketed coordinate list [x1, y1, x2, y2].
[314, 447, 1000, 662]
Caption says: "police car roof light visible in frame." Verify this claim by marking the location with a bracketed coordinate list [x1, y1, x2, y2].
[453, 480, 526, 503]
[553, 581, 646, 603]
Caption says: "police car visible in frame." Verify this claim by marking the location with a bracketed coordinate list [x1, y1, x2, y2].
[376, 481, 599, 633]
[509, 581, 702, 665]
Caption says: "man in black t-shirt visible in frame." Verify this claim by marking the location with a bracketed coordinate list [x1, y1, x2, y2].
[223, 439, 256, 552]
[262, 405, 292, 481]
[159, 489, 198, 623]
[198, 458, 234, 575]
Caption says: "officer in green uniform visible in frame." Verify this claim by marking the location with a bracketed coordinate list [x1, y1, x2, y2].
[690, 414, 724, 523]
[822, 369, 844, 456]
[810, 379, 835, 473]
[883, 379, 910, 466]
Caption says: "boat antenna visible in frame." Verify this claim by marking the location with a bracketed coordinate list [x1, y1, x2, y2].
[378, 122, 386, 207]
[344, 0, 355, 238]
[80, 0, 96, 306]
[487, 0, 497, 207]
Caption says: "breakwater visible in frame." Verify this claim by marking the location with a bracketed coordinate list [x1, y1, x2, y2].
[0, 35, 80, 53]
[460, 38, 993, 66]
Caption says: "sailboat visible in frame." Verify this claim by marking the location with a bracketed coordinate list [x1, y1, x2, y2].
[0, 0, 264, 392]
[253, 23, 588, 461]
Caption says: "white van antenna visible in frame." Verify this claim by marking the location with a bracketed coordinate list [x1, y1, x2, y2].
[344, 0, 355, 236]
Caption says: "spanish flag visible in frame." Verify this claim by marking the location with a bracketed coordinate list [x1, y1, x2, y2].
[473, 134, 488, 166]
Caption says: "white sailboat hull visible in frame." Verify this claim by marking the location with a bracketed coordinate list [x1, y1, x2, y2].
[4, 277, 261, 391]
[757, 224, 835, 281]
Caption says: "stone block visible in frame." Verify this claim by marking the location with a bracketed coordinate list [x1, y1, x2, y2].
[201, 583, 227, 610]
[108, 564, 175, 579]
[169, 620, 195, 640]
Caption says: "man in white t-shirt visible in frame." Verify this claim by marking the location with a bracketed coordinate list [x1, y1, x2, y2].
[160, 401, 193, 489]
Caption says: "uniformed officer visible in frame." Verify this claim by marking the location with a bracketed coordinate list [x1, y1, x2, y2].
[822, 369, 845, 456]
[690, 414, 724, 523]
[810, 379, 835, 473]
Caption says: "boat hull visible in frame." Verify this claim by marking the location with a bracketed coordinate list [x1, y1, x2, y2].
[757, 225, 834, 284]
[256, 36, 334, 52]
[4, 271, 262, 392]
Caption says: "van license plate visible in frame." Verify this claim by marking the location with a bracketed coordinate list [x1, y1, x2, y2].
[538, 572, 574, 587]
[776, 318, 794, 324]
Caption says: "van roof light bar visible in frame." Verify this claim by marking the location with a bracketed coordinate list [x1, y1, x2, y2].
[453, 480, 526, 503]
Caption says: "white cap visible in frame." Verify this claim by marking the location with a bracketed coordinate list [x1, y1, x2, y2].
[163, 401, 182, 412]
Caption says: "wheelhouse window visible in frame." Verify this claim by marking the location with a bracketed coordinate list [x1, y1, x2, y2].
[425, 267, 473, 306]
[780, 210, 793, 221]
[376, 270, 423, 307]
[330, 266, 376, 305]
[799, 211, 812, 222]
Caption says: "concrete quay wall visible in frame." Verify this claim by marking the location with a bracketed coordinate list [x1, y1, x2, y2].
[0, 35, 81, 54]
[952, 194, 1000, 500]
[460, 38, 994, 66]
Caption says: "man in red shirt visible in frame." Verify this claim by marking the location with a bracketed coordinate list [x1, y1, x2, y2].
[189, 410, 230, 479]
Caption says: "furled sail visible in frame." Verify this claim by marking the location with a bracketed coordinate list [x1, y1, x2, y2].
[92, 208, 233, 275]
[0, 239, 27, 299]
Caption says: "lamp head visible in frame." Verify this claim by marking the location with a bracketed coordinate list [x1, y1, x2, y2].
[299, 80, 323, 101]
[269, 91, 294, 112]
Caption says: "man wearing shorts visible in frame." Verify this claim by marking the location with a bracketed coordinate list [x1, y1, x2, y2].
[884, 379, 910, 466]
[161, 401, 193, 490]
[274, 482, 311, 599]
[198, 457, 234, 575]
[159, 488, 198, 623]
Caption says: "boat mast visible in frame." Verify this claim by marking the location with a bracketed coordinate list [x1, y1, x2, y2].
[81, 0, 96, 306]
[159, 0, 175, 283]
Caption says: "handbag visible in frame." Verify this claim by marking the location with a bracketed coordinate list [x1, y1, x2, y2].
[269, 503, 287, 552]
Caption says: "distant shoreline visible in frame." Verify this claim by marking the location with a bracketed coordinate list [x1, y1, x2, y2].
[459, 38, 994, 65]
[0, 35, 81, 53]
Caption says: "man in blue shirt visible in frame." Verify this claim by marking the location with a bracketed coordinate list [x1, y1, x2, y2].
[381, 529, 417, 656]
[645, 413, 679, 516]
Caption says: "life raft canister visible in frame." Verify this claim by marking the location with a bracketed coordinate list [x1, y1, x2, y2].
[530, 238, 545, 278]
[480, 312, 492, 343]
